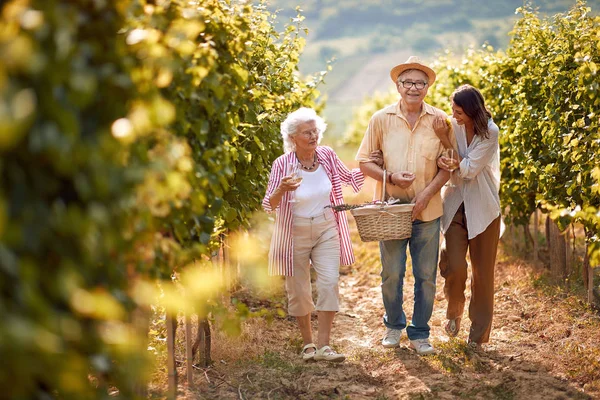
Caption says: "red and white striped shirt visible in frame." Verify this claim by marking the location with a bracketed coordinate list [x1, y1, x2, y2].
[262, 146, 364, 276]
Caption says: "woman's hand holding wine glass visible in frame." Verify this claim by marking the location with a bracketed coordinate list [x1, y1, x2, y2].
[282, 162, 303, 203]
[287, 162, 303, 185]
[438, 149, 459, 187]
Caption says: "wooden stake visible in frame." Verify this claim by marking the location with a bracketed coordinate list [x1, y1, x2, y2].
[533, 210, 539, 263]
[185, 313, 194, 388]
[132, 306, 149, 398]
[166, 313, 177, 400]
[222, 236, 231, 305]
[588, 263, 594, 304]
[547, 217, 567, 282]
[565, 225, 572, 278]
[197, 318, 211, 367]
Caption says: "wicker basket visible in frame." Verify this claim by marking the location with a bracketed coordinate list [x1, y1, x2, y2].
[350, 170, 414, 242]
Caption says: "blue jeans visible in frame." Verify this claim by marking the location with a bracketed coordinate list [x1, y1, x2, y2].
[379, 218, 440, 340]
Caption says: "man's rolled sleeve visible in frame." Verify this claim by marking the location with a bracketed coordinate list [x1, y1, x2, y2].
[355, 118, 380, 163]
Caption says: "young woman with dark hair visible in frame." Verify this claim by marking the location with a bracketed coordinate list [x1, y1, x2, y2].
[432, 84, 502, 349]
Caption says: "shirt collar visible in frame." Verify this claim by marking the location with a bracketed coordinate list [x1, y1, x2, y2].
[387, 100, 437, 118]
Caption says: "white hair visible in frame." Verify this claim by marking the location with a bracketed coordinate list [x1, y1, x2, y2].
[280, 107, 326, 153]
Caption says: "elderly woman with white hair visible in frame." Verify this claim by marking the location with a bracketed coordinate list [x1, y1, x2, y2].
[262, 107, 364, 362]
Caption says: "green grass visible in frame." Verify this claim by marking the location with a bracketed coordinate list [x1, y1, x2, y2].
[430, 339, 468, 374]
[350, 346, 396, 366]
[429, 339, 495, 374]
[258, 350, 304, 374]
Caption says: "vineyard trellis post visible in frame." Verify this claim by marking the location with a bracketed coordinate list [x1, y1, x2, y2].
[565, 228, 573, 279]
[185, 313, 194, 388]
[195, 318, 212, 368]
[588, 262, 594, 304]
[166, 312, 177, 400]
[546, 216, 567, 282]
[133, 306, 150, 398]
[222, 235, 231, 304]
[583, 230, 596, 304]
[533, 210, 539, 264]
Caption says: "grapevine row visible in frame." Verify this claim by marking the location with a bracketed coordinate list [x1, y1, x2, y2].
[0, 0, 322, 397]
[345, 1, 600, 267]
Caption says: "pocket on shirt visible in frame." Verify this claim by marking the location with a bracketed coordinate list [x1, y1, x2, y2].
[421, 137, 442, 179]
[421, 137, 441, 161]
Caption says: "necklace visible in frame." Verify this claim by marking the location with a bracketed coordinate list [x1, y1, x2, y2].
[296, 153, 318, 170]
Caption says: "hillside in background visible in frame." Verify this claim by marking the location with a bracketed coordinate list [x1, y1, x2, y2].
[265, 0, 600, 137]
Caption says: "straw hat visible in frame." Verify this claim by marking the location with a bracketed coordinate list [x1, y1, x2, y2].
[389, 56, 436, 85]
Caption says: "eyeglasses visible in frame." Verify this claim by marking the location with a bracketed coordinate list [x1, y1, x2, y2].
[298, 128, 319, 138]
[399, 80, 427, 90]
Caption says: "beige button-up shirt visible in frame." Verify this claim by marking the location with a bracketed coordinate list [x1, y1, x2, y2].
[355, 101, 451, 222]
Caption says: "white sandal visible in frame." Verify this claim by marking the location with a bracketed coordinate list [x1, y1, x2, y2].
[314, 345, 345, 362]
[300, 343, 317, 361]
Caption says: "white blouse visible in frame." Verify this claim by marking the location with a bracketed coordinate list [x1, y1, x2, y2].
[441, 118, 501, 239]
[293, 165, 332, 218]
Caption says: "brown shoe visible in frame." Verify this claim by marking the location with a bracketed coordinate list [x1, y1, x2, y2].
[445, 317, 461, 337]
[467, 341, 483, 351]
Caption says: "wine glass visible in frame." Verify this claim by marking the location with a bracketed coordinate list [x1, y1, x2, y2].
[444, 148, 458, 188]
[286, 162, 302, 203]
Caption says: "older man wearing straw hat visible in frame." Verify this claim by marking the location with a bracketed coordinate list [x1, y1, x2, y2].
[356, 56, 452, 355]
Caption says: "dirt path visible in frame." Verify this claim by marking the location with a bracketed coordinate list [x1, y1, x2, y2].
[177, 229, 600, 400]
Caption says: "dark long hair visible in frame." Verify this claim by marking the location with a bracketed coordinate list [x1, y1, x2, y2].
[451, 84, 492, 139]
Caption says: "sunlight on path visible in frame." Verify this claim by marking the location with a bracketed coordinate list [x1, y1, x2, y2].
[324, 220, 598, 399]
[187, 222, 599, 400]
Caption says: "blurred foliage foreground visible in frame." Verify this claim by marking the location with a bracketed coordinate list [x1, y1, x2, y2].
[344, 1, 600, 268]
[0, 0, 325, 398]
